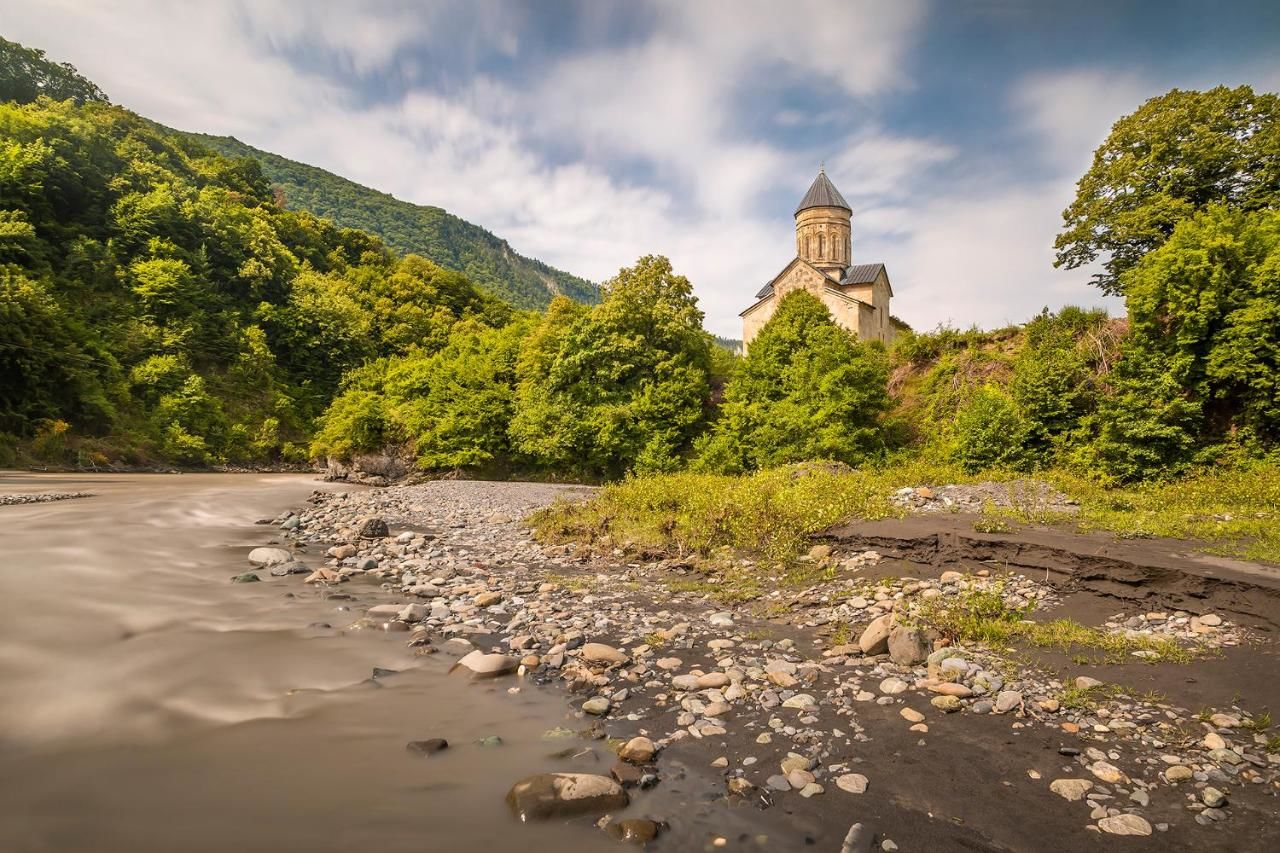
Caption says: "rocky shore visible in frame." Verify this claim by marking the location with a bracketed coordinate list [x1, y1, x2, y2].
[238, 480, 1280, 851]
[0, 491, 94, 506]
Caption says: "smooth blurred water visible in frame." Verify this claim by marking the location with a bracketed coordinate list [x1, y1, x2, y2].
[0, 473, 622, 853]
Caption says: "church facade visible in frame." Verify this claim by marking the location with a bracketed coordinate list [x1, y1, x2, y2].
[740, 169, 894, 350]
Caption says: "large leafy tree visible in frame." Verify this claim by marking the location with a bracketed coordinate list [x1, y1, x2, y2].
[695, 290, 890, 473]
[1054, 85, 1280, 295]
[510, 255, 713, 478]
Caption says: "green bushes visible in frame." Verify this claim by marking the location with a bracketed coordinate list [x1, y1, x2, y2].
[951, 385, 1030, 473]
[508, 256, 713, 478]
[695, 291, 891, 473]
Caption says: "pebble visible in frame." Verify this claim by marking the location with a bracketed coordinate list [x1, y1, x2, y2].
[836, 773, 869, 794]
[582, 643, 628, 665]
[1202, 787, 1227, 807]
[930, 695, 961, 713]
[879, 677, 908, 695]
[455, 650, 519, 677]
[1049, 779, 1093, 801]
[406, 738, 448, 756]
[619, 736, 655, 764]
[246, 546, 291, 566]
[1097, 814, 1152, 836]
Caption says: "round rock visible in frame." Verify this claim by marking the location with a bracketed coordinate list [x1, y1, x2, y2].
[247, 547, 292, 566]
[836, 773, 869, 794]
[455, 650, 519, 678]
[506, 773, 628, 821]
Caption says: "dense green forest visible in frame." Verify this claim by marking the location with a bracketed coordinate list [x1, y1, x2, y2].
[184, 132, 598, 311]
[1, 36, 1277, 485]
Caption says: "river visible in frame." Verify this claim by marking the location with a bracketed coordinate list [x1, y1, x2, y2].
[0, 472, 628, 853]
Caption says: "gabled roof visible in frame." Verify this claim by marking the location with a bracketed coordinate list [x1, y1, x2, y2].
[754, 257, 839, 301]
[795, 169, 851, 215]
[840, 263, 885, 285]
[756, 261, 890, 301]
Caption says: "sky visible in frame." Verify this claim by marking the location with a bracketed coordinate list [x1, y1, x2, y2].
[4, 1, 1279, 337]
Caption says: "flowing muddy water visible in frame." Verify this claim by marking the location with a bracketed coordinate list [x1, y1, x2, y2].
[0, 473, 651, 853]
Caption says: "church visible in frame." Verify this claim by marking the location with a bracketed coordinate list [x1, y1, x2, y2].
[740, 169, 894, 350]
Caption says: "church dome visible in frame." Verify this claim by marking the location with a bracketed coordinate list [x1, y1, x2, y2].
[794, 168, 851, 215]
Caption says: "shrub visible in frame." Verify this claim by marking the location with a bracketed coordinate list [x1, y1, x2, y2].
[951, 385, 1031, 473]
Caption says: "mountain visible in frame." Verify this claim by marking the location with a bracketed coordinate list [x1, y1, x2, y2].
[182, 132, 598, 310]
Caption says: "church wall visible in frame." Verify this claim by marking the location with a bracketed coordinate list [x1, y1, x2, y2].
[855, 301, 878, 341]
[817, 291, 860, 335]
[741, 298, 776, 350]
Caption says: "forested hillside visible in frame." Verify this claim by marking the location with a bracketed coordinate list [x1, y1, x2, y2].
[0, 49, 516, 467]
[184, 132, 598, 310]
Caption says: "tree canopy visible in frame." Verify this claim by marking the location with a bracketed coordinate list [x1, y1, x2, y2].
[1054, 85, 1280, 295]
[0, 36, 108, 106]
[187, 132, 599, 311]
[509, 255, 714, 477]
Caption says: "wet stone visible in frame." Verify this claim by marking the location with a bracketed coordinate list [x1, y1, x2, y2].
[506, 773, 629, 821]
[406, 738, 448, 756]
[606, 818, 661, 845]
[455, 650, 519, 677]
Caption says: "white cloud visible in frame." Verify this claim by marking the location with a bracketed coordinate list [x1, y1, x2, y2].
[1011, 69, 1153, 175]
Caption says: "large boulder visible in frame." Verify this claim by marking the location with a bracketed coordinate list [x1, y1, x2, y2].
[858, 614, 894, 655]
[324, 450, 412, 484]
[358, 517, 389, 539]
[887, 625, 932, 665]
[247, 547, 292, 566]
[506, 773, 629, 821]
[581, 642, 629, 665]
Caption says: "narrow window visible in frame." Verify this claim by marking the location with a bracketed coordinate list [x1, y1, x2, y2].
[818, 233, 825, 257]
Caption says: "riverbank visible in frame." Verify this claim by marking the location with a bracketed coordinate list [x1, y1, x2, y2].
[254, 479, 1280, 851]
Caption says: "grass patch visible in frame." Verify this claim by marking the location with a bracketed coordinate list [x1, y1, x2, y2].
[1044, 463, 1280, 563]
[1243, 711, 1273, 733]
[973, 515, 1014, 534]
[641, 631, 667, 648]
[531, 456, 1280, 566]
[829, 622, 853, 646]
[529, 459, 976, 559]
[908, 581, 1199, 664]
[541, 571, 595, 593]
[1057, 682, 1167, 712]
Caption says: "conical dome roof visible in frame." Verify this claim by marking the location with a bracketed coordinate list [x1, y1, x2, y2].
[795, 168, 851, 215]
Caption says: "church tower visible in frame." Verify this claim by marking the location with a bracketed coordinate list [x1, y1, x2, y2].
[794, 168, 851, 279]
[740, 166, 894, 351]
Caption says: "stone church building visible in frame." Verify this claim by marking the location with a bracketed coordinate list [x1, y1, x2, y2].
[740, 169, 894, 350]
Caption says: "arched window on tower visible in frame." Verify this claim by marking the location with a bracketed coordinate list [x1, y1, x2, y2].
[818, 233, 825, 258]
